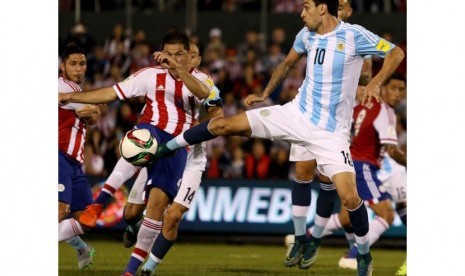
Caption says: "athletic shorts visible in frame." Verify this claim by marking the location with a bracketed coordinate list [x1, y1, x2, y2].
[136, 123, 187, 201]
[58, 151, 93, 213]
[185, 142, 207, 171]
[354, 160, 390, 205]
[174, 168, 203, 209]
[127, 167, 147, 205]
[246, 103, 354, 178]
[378, 157, 407, 203]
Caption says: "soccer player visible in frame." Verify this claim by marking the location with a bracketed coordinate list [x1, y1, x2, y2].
[153, 1, 404, 275]
[59, 30, 213, 276]
[58, 43, 102, 269]
[283, 0, 373, 269]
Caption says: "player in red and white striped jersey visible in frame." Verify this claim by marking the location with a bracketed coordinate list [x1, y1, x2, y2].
[58, 30, 213, 276]
[58, 43, 102, 270]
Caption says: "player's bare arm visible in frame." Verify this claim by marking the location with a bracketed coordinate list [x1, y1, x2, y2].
[59, 87, 118, 105]
[244, 49, 301, 107]
[362, 46, 404, 105]
[384, 144, 407, 167]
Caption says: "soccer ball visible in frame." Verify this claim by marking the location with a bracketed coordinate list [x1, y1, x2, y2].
[119, 129, 158, 166]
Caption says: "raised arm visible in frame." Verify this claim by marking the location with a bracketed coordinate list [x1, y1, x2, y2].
[243, 48, 302, 107]
[362, 46, 405, 105]
[59, 87, 118, 106]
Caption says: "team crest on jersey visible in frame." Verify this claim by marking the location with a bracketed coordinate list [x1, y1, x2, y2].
[260, 109, 270, 117]
[376, 39, 392, 53]
[58, 184, 65, 192]
[336, 40, 345, 52]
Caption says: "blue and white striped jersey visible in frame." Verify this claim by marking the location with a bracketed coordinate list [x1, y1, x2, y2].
[291, 21, 395, 135]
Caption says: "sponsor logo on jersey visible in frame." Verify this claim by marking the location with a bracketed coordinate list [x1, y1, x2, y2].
[157, 85, 165, 90]
[375, 39, 392, 53]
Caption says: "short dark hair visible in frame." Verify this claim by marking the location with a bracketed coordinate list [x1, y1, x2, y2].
[313, 0, 339, 17]
[162, 30, 190, 51]
[61, 43, 86, 62]
[385, 72, 406, 85]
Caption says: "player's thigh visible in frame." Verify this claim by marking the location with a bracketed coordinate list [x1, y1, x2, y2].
[174, 169, 203, 209]
[332, 171, 359, 209]
[58, 202, 70, 222]
[145, 188, 171, 220]
[369, 199, 395, 223]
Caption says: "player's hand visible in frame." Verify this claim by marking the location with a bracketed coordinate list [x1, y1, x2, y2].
[75, 104, 99, 118]
[243, 94, 266, 108]
[153, 51, 181, 70]
[361, 81, 382, 106]
[58, 93, 71, 106]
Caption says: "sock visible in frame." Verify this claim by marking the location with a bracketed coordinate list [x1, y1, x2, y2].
[142, 233, 174, 272]
[95, 158, 138, 205]
[344, 229, 356, 249]
[347, 200, 370, 255]
[312, 215, 330, 239]
[312, 182, 337, 238]
[166, 120, 216, 151]
[124, 217, 162, 274]
[142, 253, 162, 272]
[59, 218, 84, 242]
[291, 179, 312, 237]
[396, 206, 407, 226]
[65, 236, 88, 253]
[368, 216, 389, 246]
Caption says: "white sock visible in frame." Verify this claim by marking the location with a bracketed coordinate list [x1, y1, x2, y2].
[59, 218, 84, 242]
[103, 157, 138, 194]
[368, 216, 390, 246]
[131, 217, 162, 261]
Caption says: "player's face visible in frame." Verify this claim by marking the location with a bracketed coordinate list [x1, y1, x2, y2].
[301, 0, 322, 32]
[188, 44, 201, 69]
[382, 79, 405, 107]
[61, 53, 86, 83]
[163, 43, 188, 69]
[337, 0, 352, 21]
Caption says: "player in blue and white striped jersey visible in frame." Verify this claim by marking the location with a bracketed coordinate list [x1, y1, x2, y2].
[153, 1, 404, 275]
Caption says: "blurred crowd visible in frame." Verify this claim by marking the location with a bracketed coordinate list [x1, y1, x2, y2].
[59, 0, 406, 14]
[59, 17, 407, 181]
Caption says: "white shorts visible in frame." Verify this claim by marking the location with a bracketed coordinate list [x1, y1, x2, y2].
[173, 169, 203, 209]
[186, 142, 207, 172]
[289, 143, 315, 161]
[246, 103, 355, 178]
[378, 156, 407, 203]
[127, 167, 147, 205]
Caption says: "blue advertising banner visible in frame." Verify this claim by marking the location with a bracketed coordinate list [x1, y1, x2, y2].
[89, 177, 406, 238]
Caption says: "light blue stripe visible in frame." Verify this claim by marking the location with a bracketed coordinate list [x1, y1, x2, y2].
[310, 38, 328, 125]
[326, 30, 346, 132]
[383, 157, 392, 173]
[299, 35, 314, 113]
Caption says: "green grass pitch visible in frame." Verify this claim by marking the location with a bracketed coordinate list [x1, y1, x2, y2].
[59, 239, 405, 275]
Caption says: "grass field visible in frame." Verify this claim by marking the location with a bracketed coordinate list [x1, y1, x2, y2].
[59, 239, 405, 276]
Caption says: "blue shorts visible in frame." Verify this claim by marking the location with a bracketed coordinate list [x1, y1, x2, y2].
[135, 123, 187, 201]
[58, 151, 93, 213]
[354, 161, 390, 205]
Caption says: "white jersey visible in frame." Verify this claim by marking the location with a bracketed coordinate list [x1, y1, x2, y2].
[292, 21, 395, 135]
[113, 66, 214, 136]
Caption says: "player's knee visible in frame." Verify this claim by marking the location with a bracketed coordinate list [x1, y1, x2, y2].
[340, 194, 361, 210]
[210, 118, 231, 136]
[294, 168, 314, 182]
[166, 205, 186, 224]
[58, 204, 70, 222]
[124, 204, 144, 221]
[378, 206, 395, 225]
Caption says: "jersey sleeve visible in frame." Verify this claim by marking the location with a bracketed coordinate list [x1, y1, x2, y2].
[292, 27, 308, 54]
[58, 78, 85, 111]
[113, 67, 152, 100]
[352, 24, 395, 58]
[373, 104, 398, 145]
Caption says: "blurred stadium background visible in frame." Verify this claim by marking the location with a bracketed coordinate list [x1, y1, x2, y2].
[59, 0, 406, 274]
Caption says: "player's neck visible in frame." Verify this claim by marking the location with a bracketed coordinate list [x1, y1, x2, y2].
[317, 17, 339, 35]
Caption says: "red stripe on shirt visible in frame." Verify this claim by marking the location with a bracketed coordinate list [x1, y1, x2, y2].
[188, 95, 196, 129]
[172, 80, 186, 136]
[155, 73, 168, 130]
[139, 96, 154, 124]
[71, 120, 85, 158]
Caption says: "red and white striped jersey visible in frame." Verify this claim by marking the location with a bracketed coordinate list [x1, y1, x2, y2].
[58, 76, 87, 163]
[351, 100, 398, 168]
[113, 66, 214, 136]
